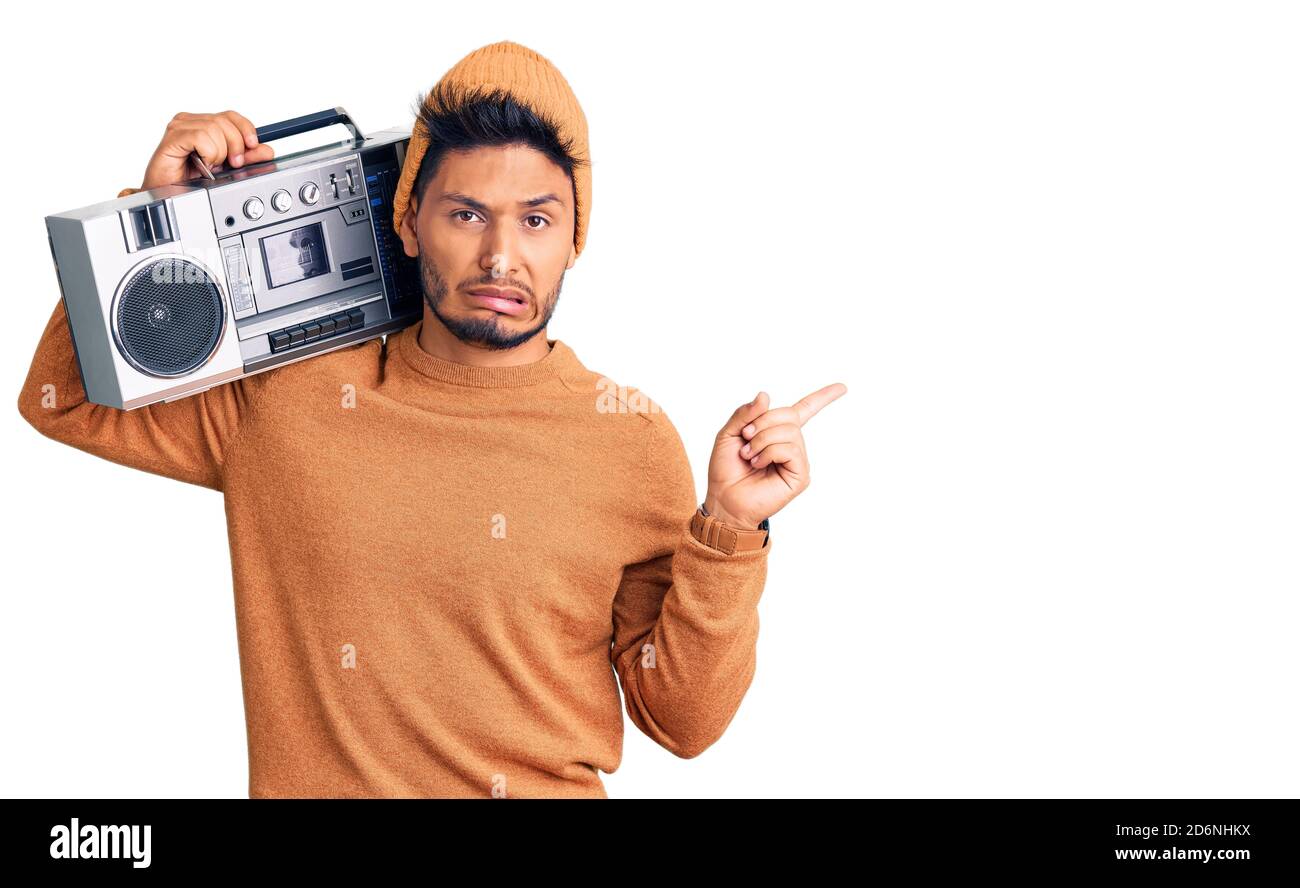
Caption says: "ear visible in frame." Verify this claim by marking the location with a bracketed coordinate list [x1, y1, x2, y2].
[398, 194, 420, 258]
[565, 241, 577, 270]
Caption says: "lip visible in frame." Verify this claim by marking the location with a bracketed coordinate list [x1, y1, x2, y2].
[466, 287, 528, 316]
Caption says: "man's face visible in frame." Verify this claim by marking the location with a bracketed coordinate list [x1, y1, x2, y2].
[398, 143, 578, 350]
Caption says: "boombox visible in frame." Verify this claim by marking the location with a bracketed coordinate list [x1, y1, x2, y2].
[44, 108, 422, 410]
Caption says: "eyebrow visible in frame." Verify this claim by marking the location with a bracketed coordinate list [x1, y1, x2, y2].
[437, 191, 564, 212]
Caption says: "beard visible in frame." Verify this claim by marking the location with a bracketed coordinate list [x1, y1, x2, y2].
[418, 250, 563, 351]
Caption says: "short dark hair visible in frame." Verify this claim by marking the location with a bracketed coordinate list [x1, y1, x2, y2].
[410, 82, 586, 214]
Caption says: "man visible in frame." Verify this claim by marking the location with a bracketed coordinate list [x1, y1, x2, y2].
[18, 40, 846, 797]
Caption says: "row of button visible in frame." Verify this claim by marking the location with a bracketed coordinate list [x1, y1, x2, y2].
[268, 308, 366, 353]
[242, 183, 321, 220]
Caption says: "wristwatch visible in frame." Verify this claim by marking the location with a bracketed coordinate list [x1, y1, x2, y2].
[690, 503, 770, 554]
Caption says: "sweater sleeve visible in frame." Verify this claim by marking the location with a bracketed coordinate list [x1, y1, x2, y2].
[16, 187, 276, 492]
[610, 410, 771, 759]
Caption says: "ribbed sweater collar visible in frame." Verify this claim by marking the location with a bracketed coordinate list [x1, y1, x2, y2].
[394, 319, 578, 389]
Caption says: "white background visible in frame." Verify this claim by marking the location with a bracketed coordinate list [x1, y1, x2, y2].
[4, 1, 1297, 798]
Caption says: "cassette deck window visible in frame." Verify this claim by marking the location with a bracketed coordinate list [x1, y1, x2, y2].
[261, 221, 330, 288]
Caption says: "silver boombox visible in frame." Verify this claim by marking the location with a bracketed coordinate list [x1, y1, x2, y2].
[45, 108, 422, 409]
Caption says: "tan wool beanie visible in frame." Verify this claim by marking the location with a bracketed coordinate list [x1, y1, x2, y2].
[390, 40, 592, 257]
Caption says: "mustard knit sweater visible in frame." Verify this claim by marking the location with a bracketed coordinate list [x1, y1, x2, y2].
[18, 249, 770, 798]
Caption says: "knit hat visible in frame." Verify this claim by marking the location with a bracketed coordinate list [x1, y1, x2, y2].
[391, 40, 592, 257]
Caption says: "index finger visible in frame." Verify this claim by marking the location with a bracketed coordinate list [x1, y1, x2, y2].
[793, 382, 848, 425]
[220, 109, 260, 150]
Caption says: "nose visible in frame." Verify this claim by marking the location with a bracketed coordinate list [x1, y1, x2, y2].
[480, 219, 520, 279]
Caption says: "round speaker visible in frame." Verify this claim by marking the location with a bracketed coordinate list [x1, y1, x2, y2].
[112, 256, 226, 377]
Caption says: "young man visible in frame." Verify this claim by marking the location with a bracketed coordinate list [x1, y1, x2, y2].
[18, 41, 845, 797]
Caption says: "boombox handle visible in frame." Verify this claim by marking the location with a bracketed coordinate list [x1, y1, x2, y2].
[255, 107, 363, 148]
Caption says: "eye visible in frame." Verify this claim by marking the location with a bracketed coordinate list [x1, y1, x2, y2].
[523, 215, 549, 230]
[452, 210, 483, 224]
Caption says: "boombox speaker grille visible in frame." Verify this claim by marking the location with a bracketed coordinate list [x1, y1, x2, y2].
[114, 258, 225, 377]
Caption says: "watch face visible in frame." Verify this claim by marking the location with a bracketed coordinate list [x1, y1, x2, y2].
[759, 518, 770, 531]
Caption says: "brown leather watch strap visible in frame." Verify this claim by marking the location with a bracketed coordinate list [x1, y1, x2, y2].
[690, 506, 769, 554]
